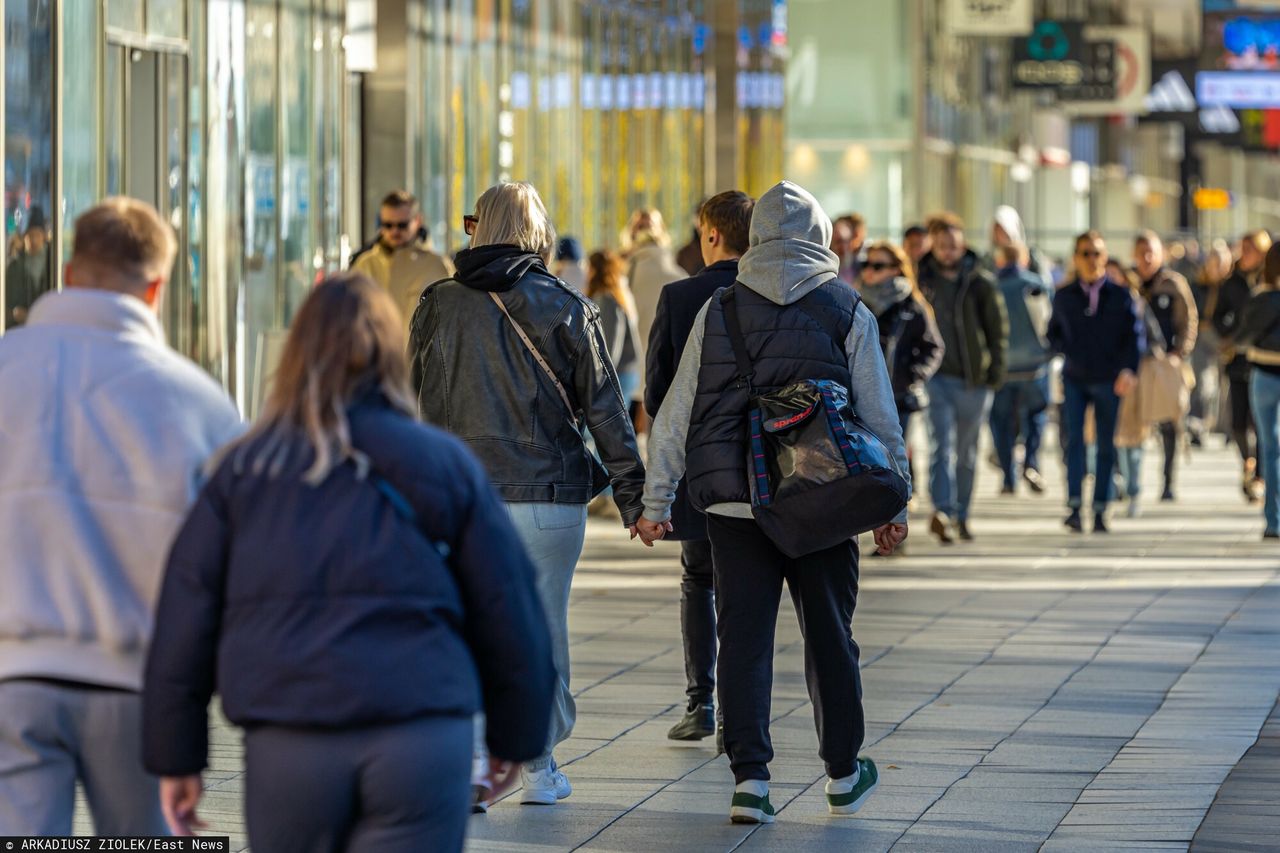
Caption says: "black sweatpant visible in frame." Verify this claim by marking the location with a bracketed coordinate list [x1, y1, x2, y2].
[679, 538, 717, 708]
[1159, 421, 1178, 492]
[244, 715, 472, 853]
[708, 514, 863, 783]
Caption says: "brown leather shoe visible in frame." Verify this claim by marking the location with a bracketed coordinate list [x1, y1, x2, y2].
[929, 512, 954, 544]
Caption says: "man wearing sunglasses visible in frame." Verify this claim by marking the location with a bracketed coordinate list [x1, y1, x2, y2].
[1047, 230, 1143, 534]
[352, 190, 454, 325]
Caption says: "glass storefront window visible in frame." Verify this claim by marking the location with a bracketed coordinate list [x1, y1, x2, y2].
[3, 0, 54, 332]
[107, 0, 144, 33]
[147, 0, 186, 39]
[61, 1, 102, 258]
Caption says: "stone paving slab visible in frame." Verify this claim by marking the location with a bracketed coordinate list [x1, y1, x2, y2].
[68, 439, 1280, 851]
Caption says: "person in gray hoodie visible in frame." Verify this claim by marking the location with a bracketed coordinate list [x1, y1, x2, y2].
[634, 181, 909, 825]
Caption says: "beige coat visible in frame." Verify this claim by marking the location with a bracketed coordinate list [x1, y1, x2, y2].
[627, 243, 687, 400]
[353, 240, 455, 325]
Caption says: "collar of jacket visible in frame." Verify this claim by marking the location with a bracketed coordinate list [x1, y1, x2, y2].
[26, 288, 165, 344]
[454, 243, 549, 292]
[704, 259, 740, 274]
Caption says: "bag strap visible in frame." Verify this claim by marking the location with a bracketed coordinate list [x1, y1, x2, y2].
[719, 286, 755, 392]
[489, 291, 579, 427]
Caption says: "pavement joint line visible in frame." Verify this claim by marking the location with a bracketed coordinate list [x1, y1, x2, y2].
[1044, 580, 1275, 850]
[882, 586, 1170, 851]
[570, 645, 679, 697]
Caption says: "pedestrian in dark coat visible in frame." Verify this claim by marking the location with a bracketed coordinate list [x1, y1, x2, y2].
[645, 190, 754, 745]
[143, 273, 554, 852]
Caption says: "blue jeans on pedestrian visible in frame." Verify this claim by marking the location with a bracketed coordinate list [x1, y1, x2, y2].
[1249, 370, 1280, 533]
[1063, 378, 1121, 514]
[989, 372, 1049, 490]
[926, 374, 994, 522]
[1116, 446, 1143, 499]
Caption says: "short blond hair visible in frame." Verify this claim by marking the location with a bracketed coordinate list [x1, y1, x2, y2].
[72, 197, 177, 288]
[471, 182, 557, 259]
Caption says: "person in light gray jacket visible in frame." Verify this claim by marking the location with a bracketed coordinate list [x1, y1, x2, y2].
[0, 198, 241, 836]
[634, 181, 908, 825]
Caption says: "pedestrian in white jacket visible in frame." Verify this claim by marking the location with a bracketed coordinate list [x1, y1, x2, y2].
[0, 197, 241, 836]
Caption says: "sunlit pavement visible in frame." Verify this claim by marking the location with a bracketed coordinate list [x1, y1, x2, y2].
[76, 436, 1280, 851]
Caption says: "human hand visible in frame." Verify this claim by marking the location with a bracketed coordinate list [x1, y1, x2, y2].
[630, 517, 673, 546]
[1114, 369, 1137, 397]
[873, 522, 908, 556]
[160, 775, 206, 836]
[488, 759, 521, 799]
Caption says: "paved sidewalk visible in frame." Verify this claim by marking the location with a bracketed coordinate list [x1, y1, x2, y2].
[75, 439, 1280, 851]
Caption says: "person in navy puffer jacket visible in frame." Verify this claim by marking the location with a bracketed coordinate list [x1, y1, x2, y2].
[142, 272, 554, 853]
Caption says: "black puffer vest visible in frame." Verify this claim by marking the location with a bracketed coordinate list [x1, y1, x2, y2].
[686, 280, 859, 510]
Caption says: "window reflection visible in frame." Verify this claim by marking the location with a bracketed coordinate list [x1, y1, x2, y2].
[4, 0, 53, 331]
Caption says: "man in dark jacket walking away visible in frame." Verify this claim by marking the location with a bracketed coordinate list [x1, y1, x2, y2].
[989, 243, 1053, 495]
[646, 190, 754, 746]
[917, 213, 1009, 542]
[636, 181, 909, 825]
[1049, 231, 1142, 534]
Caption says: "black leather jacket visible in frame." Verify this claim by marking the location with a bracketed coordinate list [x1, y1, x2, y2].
[409, 244, 645, 524]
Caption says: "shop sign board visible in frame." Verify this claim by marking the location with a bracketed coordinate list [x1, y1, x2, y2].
[946, 0, 1033, 36]
[1012, 20, 1117, 100]
[1062, 26, 1150, 115]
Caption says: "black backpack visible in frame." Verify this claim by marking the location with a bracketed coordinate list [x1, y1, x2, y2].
[721, 286, 909, 558]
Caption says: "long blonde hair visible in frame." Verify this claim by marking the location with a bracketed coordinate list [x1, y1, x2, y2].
[237, 272, 417, 484]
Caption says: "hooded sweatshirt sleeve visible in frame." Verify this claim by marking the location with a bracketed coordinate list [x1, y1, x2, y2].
[641, 299, 710, 525]
[846, 302, 912, 525]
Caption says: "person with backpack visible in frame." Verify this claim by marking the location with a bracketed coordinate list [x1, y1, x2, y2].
[142, 273, 555, 851]
[635, 180, 909, 824]
[988, 243, 1054, 496]
[410, 181, 645, 808]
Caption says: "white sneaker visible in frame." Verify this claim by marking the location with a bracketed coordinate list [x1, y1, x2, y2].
[520, 763, 572, 805]
[1126, 498, 1142, 519]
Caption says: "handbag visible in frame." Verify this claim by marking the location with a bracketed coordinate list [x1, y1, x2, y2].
[721, 286, 909, 558]
[489, 292, 611, 493]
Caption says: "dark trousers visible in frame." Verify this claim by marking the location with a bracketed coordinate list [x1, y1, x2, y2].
[708, 514, 863, 783]
[989, 374, 1050, 489]
[680, 538, 716, 708]
[1159, 420, 1178, 491]
[1230, 376, 1257, 465]
[1063, 378, 1121, 514]
[244, 715, 472, 853]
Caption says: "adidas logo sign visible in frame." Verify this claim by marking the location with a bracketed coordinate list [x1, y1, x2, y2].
[1200, 106, 1241, 134]
[1146, 71, 1197, 113]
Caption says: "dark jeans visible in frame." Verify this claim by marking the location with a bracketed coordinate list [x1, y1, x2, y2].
[989, 373, 1049, 489]
[1063, 378, 1121, 514]
[1230, 376, 1257, 465]
[680, 538, 716, 708]
[244, 714, 472, 853]
[709, 514, 863, 783]
[1159, 421, 1178, 491]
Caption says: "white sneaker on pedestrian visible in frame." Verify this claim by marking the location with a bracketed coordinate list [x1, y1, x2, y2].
[1126, 498, 1141, 519]
[520, 763, 572, 805]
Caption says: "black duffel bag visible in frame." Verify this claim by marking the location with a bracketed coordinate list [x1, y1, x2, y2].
[722, 287, 909, 558]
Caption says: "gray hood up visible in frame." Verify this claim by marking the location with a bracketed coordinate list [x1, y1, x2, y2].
[736, 181, 840, 306]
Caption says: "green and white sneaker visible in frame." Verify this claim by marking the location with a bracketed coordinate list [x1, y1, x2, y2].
[826, 757, 879, 816]
[730, 781, 776, 824]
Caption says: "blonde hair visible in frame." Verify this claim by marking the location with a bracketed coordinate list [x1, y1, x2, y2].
[1201, 239, 1233, 285]
[235, 272, 417, 485]
[622, 208, 671, 252]
[863, 240, 934, 318]
[471, 182, 557, 260]
[71, 197, 177, 290]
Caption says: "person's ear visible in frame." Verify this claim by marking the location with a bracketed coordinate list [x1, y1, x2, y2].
[142, 277, 165, 308]
[707, 228, 719, 247]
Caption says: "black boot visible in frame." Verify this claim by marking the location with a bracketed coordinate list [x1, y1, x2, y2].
[668, 702, 715, 741]
[1064, 509, 1083, 532]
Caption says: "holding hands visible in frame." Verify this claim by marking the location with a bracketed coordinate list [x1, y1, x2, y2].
[630, 517, 673, 546]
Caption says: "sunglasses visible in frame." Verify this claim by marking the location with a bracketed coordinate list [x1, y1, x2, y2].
[1078, 250, 1102, 258]
[463, 215, 479, 236]
[381, 219, 413, 231]
[862, 261, 899, 273]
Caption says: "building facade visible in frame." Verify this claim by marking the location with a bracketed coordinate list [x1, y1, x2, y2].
[1, 0, 785, 413]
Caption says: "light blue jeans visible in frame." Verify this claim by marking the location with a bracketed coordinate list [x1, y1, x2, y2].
[501, 501, 587, 770]
[1250, 370, 1280, 534]
[926, 374, 994, 521]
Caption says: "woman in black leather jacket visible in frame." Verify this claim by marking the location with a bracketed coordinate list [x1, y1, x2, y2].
[409, 181, 644, 809]
[857, 241, 945, 433]
[1235, 243, 1280, 538]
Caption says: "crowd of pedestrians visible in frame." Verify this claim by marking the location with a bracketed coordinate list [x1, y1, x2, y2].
[3, 180, 1280, 851]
